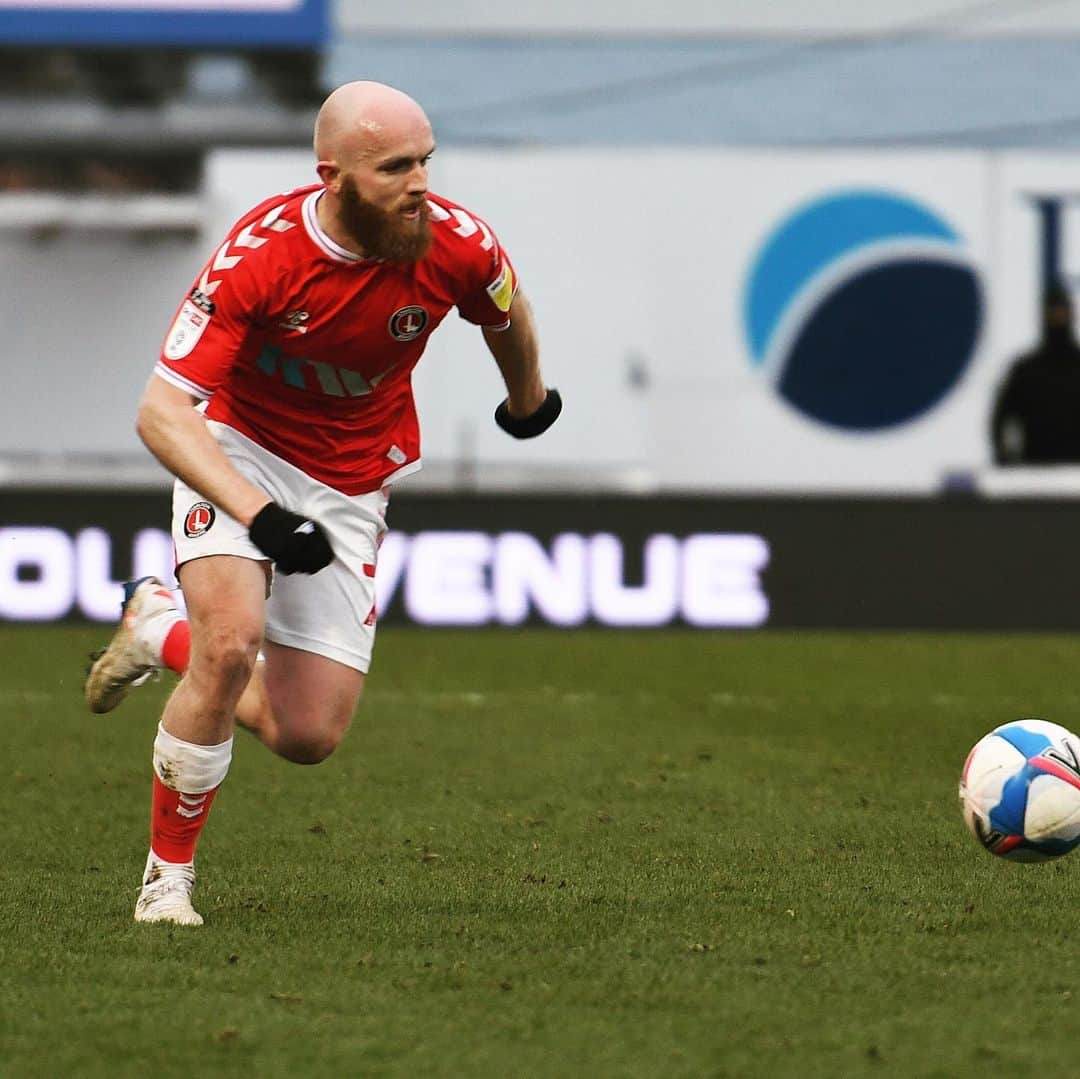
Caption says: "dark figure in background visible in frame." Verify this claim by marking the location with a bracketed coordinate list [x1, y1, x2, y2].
[991, 284, 1080, 464]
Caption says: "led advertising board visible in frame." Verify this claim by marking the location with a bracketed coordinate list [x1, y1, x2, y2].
[3, 492, 1080, 630]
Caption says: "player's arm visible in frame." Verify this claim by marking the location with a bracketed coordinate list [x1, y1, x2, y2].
[483, 290, 561, 437]
[136, 377, 272, 526]
[483, 290, 545, 416]
[137, 377, 332, 574]
[150, 226, 333, 573]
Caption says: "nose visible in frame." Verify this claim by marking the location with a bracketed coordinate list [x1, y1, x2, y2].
[408, 160, 428, 193]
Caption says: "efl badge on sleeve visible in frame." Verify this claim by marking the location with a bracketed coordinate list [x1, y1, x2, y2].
[164, 289, 216, 360]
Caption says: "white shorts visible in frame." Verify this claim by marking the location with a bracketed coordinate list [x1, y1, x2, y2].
[172, 421, 389, 673]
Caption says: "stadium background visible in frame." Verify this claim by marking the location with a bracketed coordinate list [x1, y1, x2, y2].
[3, 0, 1080, 626]
[10, 7, 1080, 1079]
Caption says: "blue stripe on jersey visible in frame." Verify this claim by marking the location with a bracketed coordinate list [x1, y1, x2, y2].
[256, 346, 279, 377]
[281, 357, 305, 389]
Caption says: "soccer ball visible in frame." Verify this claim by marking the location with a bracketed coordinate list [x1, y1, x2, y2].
[959, 719, 1080, 862]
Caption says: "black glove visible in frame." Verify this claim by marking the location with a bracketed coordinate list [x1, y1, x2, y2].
[494, 388, 563, 439]
[249, 503, 334, 575]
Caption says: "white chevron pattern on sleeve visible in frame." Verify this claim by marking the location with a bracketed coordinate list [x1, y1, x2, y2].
[196, 202, 287, 298]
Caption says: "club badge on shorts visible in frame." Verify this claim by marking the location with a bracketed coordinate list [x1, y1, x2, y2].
[184, 501, 216, 538]
[388, 305, 428, 342]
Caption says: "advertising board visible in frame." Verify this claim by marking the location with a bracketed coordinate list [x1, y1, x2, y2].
[188, 148, 1080, 494]
[4, 491, 1079, 630]
[6, 147, 1080, 494]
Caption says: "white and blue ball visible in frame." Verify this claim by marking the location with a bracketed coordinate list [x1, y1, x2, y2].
[959, 719, 1080, 862]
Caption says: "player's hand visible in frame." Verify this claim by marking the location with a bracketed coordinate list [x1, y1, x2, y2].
[494, 388, 563, 439]
[248, 502, 334, 575]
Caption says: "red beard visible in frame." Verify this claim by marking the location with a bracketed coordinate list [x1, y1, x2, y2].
[338, 175, 432, 263]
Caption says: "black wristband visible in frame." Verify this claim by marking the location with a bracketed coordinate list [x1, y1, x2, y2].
[494, 388, 563, 439]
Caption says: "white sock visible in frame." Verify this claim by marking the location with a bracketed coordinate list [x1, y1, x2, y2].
[137, 607, 184, 661]
[153, 722, 233, 794]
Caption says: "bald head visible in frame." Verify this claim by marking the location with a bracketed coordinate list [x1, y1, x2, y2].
[312, 81, 434, 261]
[314, 81, 432, 166]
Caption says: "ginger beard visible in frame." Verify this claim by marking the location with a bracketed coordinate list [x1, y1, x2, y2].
[337, 174, 432, 263]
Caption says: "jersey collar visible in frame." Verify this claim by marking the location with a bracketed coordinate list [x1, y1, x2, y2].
[302, 189, 367, 264]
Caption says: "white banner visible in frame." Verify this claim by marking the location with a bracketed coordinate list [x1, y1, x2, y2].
[427, 148, 1080, 492]
[6, 145, 1079, 494]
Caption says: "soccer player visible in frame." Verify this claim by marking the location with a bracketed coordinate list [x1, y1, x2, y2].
[84, 81, 561, 926]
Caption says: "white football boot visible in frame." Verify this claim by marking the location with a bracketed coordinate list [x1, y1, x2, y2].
[134, 853, 204, 927]
[84, 576, 175, 714]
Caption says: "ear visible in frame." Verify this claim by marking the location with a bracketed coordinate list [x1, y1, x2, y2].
[316, 160, 341, 193]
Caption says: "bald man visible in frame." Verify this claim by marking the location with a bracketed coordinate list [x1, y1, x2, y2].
[84, 81, 561, 927]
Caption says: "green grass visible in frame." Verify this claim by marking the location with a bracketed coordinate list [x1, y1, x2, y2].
[4, 628, 1080, 1078]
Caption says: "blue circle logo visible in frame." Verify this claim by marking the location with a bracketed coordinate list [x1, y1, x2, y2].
[743, 190, 982, 431]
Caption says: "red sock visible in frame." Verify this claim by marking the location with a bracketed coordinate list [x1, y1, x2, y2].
[150, 772, 219, 863]
[160, 620, 190, 675]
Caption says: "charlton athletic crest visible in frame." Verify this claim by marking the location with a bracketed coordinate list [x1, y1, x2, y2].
[184, 501, 216, 538]
[388, 305, 428, 342]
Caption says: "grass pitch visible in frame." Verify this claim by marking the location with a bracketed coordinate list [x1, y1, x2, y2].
[3, 627, 1080, 1078]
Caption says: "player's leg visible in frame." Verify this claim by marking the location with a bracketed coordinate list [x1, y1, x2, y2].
[240, 494, 381, 764]
[81, 572, 359, 762]
[239, 640, 365, 764]
[84, 435, 274, 719]
[224, 477, 384, 763]
[82, 583, 352, 755]
[135, 554, 266, 927]
[159, 555, 266, 742]
[83, 578, 276, 738]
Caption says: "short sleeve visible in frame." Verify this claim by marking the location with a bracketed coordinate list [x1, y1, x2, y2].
[456, 229, 519, 331]
[155, 255, 261, 399]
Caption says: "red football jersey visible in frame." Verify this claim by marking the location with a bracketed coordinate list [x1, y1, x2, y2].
[155, 184, 517, 495]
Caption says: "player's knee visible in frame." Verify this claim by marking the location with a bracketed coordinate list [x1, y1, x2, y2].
[274, 703, 352, 765]
[196, 626, 261, 689]
[277, 730, 344, 766]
